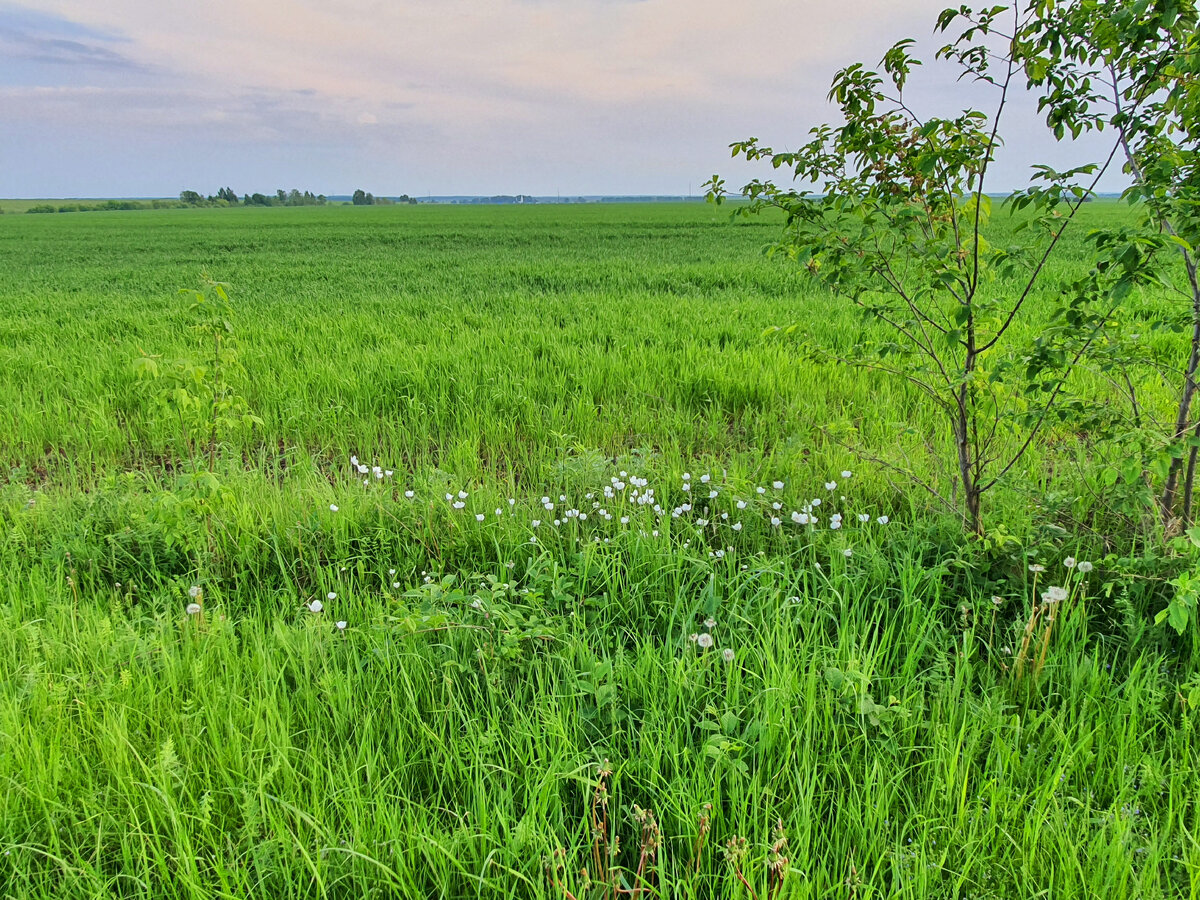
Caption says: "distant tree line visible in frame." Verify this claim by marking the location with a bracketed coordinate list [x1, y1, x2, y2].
[24, 187, 419, 214]
[352, 189, 416, 205]
[181, 188, 328, 207]
[27, 199, 189, 214]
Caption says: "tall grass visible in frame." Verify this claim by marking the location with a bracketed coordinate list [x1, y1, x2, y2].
[0, 203, 1197, 898]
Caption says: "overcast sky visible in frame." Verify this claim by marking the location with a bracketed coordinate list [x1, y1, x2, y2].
[0, 1, 1128, 198]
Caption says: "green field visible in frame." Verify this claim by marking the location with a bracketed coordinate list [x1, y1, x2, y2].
[0, 203, 1197, 898]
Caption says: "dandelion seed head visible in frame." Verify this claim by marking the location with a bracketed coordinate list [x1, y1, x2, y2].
[722, 648, 736, 662]
[697, 633, 714, 649]
[186, 602, 202, 615]
[1078, 561, 1093, 573]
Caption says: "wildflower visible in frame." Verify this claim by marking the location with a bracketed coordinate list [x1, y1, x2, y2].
[1064, 557, 1077, 569]
[508, 498, 515, 506]
[841, 470, 852, 478]
[682, 483, 691, 492]
[811, 498, 821, 507]
[697, 633, 714, 650]
[357, 464, 368, 474]
[843, 549, 853, 558]
[385, 470, 393, 477]
[829, 516, 842, 531]
[308, 599, 324, 613]
[704, 617, 716, 628]
[532, 519, 541, 528]
[689, 632, 699, 642]
[770, 516, 782, 526]
[1078, 561, 1094, 573]
[683, 472, 691, 481]
[327, 591, 337, 601]
[858, 513, 870, 523]
[186, 602, 202, 615]
[773, 481, 784, 489]
[1042, 586, 1068, 604]
[471, 598, 482, 609]
[404, 490, 414, 498]
[388, 568, 396, 575]
[701, 474, 711, 483]
[736, 500, 748, 509]
[476, 513, 485, 522]
[1029, 564, 1046, 573]
[458, 490, 468, 499]
[722, 648, 735, 663]
[876, 515, 889, 525]
[453, 501, 465, 509]
[392, 582, 400, 588]
[529, 536, 537, 544]
[445, 493, 453, 500]
[329, 504, 339, 512]
[825, 481, 837, 491]
[709, 490, 719, 499]
[495, 508, 503, 516]
[756, 486, 767, 494]
[620, 516, 629, 525]
[188, 585, 201, 599]
[335, 620, 347, 631]
[732, 522, 743, 531]
[350, 455, 359, 466]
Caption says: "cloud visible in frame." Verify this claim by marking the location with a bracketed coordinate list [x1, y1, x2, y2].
[1, 0, 1130, 196]
[0, 4, 140, 70]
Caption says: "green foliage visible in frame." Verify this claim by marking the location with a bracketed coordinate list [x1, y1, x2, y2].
[707, 5, 1167, 535]
[133, 278, 262, 471]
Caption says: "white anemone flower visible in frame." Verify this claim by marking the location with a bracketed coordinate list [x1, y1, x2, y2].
[825, 481, 837, 491]
[335, 620, 348, 631]
[327, 591, 337, 601]
[329, 504, 339, 512]
[308, 599, 324, 613]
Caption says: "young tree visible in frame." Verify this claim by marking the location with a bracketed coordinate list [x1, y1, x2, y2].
[1016, 0, 1200, 526]
[708, 4, 1151, 533]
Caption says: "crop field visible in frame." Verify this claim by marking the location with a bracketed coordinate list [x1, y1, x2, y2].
[0, 202, 1197, 898]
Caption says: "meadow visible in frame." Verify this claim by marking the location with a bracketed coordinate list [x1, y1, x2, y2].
[0, 202, 1197, 898]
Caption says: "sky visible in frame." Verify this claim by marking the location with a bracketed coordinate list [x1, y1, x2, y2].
[0, 1, 1129, 198]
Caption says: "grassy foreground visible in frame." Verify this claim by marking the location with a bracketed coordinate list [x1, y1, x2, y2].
[0, 203, 1197, 898]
